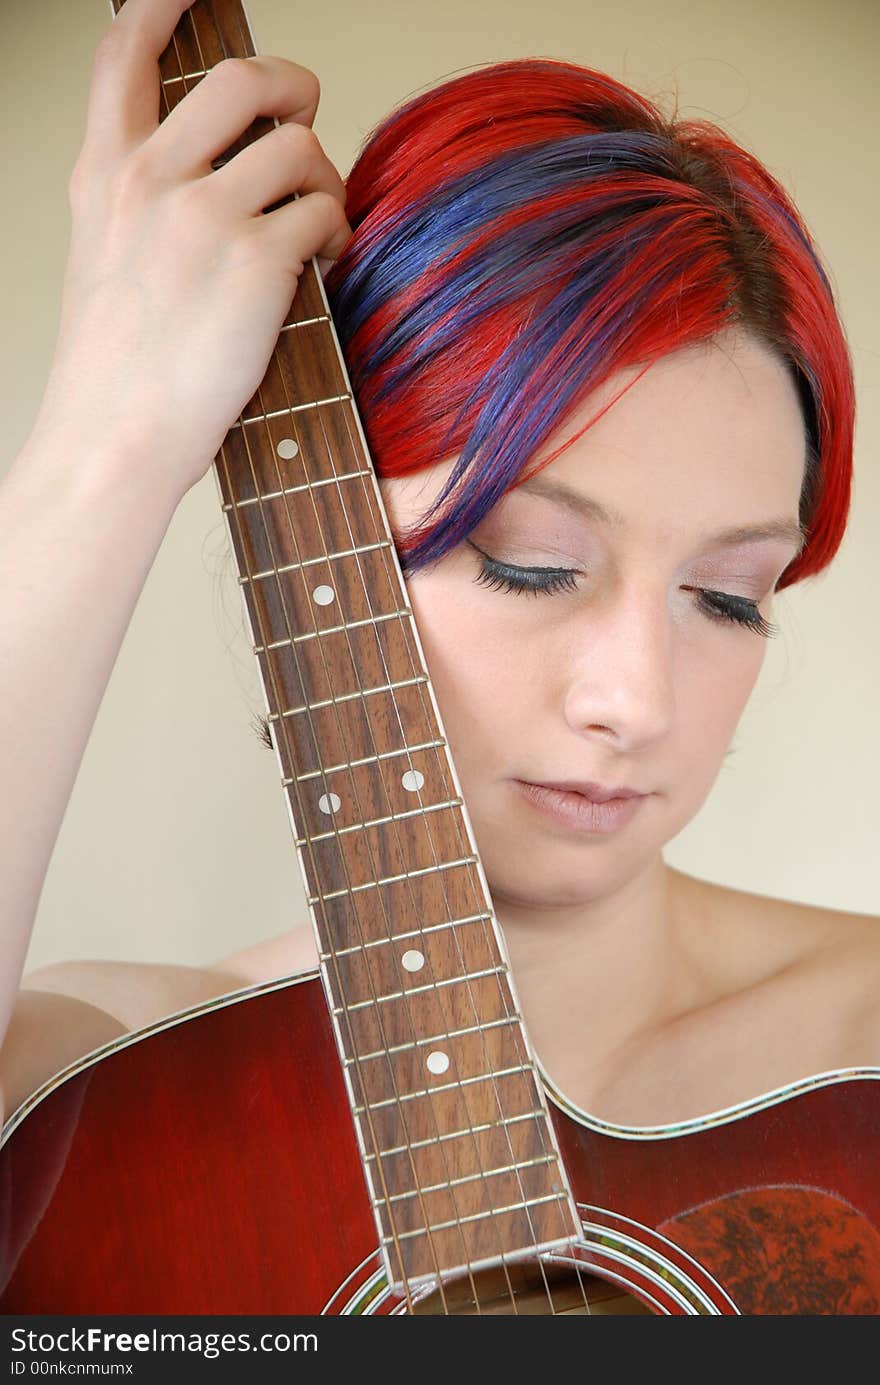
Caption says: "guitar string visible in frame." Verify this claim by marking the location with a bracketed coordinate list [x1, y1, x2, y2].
[331, 399, 594, 1318]
[331, 398, 591, 1318]
[210, 0, 585, 1317]
[326, 381, 587, 1317]
[210, 3, 496, 1318]
[188, 7, 462, 1317]
[115, 0, 591, 1320]
[119, 0, 591, 1317]
[195, 1, 497, 1314]
[328, 394, 574, 1315]
[254, 397, 504, 1315]
[215, 1, 534, 1316]
[170, 7, 438, 1314]
[179, 0, 584, 1316]
[292, 396, 527, 1316]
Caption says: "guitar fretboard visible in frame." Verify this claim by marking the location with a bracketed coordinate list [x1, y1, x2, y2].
[114, 0, 581, 1290]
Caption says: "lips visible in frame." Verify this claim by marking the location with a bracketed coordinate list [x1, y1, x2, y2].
[513, 780, 649, 834]
[520, 780, 646, 804]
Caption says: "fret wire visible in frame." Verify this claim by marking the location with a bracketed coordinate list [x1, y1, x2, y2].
[279, 315, 331, 330]
[229, 393, 350, 427]
[222, 469, 373, 510]
[368, 1109, 550, 1161]
[347, 1015, 521, 1063]
[333, 964, 507, 1012]
[381, 1192, 572, 1243]
[252, 609, 413, 653]
[357, 1063, 536, 1116]
[319, 910, 492, 957]
[380, 1153, 557, 1204]
[241, 538, 393, 581]
[293, 738, 447, 782]
[271, 674, 430, 719]
[295, 798, 463, 846]
[309, 856, 479, 903]
[162, 69, 209, 84]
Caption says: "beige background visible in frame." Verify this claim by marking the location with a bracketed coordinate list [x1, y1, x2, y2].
[3, 0, 877, 976]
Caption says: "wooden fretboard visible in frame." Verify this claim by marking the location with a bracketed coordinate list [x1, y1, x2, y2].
[111, 0, 581, 1291]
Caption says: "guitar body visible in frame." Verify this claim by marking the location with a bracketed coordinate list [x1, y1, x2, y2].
[2, 974, 878, 1316]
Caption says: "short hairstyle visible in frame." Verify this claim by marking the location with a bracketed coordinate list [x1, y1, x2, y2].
[325, 58, 854, 590]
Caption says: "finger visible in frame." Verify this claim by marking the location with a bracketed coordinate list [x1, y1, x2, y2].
[144, 55, 321, 182]
[82, 0, 197, 161]
[209, 122, 346, 218]
[251, 189, 353, 269]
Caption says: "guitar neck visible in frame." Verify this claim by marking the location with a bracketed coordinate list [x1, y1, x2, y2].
[116, 0, 581, 1291]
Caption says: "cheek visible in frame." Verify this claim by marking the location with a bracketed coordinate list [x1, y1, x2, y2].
[678, 641, 766, 772]
[406, 578, 522, 769]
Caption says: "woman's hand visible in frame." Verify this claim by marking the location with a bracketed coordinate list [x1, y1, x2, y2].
[31, 0, 351, 503]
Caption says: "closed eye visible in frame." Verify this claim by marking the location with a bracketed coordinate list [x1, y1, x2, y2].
[467, 542, 777, 638]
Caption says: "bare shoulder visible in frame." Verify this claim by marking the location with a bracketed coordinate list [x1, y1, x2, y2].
[5, 926, 319, 1090]
[219, 925, 320, 987]
[20, 922, 320, 1031]
[781, 895, 880, 1052]
[0, 955, 247, 1123]
[673, 866, 880, 1049]
[21, 955, 250, 1033]
[1, 931, 321, 1125]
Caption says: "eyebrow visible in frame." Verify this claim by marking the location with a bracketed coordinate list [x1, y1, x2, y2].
[517, 476, 807, 555]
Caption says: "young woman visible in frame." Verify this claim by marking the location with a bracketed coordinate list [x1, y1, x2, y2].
[0, 0, 876, 1131]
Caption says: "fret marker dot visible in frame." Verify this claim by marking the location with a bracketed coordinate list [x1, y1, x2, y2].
[313, 585, 335, 606]
[401, 769, 425, 793]
[401, 949, 425, 973]
[276, 438, 299, 459]
[426, 1051, 450, 1075]
[318, 792, 341, 815]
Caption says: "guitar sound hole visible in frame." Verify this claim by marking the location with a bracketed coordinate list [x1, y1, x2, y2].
[409, 1258, 655, 1315]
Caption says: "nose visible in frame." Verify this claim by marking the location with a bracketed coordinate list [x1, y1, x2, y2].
[561, 578, 676, 752]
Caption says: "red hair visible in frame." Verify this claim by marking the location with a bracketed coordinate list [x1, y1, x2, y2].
[326, 59, 854, 586]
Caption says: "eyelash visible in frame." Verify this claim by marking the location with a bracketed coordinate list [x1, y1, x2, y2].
[468, 544, 778, 638]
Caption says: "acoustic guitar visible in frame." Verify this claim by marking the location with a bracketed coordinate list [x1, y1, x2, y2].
[2, 0, 878, 1316]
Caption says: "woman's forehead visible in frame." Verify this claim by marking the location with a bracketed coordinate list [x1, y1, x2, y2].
[539, 337, 804, 497]
[379, 332, 805, 538]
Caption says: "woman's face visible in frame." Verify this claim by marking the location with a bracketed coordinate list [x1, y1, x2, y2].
[378, 330, 807, 912]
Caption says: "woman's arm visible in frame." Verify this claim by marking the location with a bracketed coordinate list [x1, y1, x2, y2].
[0, 421, 184, 1075]
[0, 0, 351, 1098]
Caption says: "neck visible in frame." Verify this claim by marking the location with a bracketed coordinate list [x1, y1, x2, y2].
[490, 856, 705, 1093]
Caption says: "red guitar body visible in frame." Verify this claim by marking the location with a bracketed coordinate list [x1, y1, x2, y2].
[2, 972, 878, 1315]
